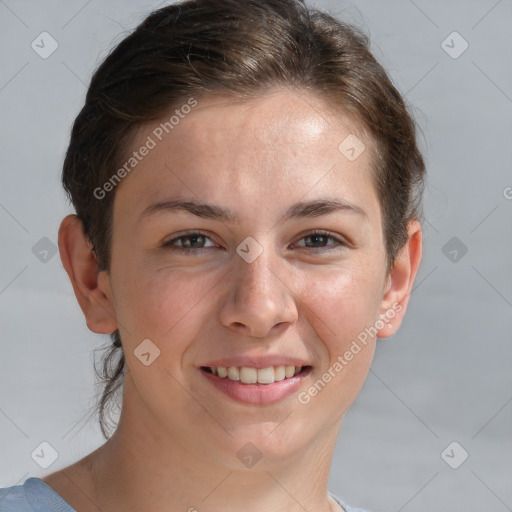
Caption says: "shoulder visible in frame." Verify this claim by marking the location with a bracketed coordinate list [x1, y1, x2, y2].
[0, 479, 34, 511]
[0, 477, 76, 512]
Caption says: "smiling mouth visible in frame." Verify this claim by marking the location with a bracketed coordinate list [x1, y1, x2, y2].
[200, 365, 311, 385]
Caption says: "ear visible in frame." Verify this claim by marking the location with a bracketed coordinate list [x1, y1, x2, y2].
[58, 214, 118, 334]
[376, 219, 422, 339]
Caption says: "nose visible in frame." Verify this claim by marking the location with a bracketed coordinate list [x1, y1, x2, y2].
[218, 244, 298, 338]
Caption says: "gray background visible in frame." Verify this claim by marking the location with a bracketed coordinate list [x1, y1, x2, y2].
[1, 1, 511, 511]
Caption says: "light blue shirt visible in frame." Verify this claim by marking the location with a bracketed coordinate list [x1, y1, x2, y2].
[0, 477, 371, 511]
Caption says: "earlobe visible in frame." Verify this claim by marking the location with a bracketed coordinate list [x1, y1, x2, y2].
[376, 220, 422, 339]
[58, 214, 118, 334]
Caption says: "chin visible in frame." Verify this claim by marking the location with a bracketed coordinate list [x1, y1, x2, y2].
[203, 421, 315, 470]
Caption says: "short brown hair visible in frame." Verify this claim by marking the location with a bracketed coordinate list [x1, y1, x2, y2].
[62, 0, 425, 439]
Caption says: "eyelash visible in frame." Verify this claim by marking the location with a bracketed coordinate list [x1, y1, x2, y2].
[162, 230, 348, 254]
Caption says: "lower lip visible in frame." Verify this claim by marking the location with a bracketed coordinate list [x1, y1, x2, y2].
[199, 367, 312, 405]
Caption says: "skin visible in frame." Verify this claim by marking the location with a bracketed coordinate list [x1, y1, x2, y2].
[45, 88, 422, 512]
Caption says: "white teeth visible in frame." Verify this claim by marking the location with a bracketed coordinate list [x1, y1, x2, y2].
[210, 365, 304, 384]
[227, 367, 239, 381]
[239, 367, 257, 384]
[274, 365, 286, 381]
[257, 367, 275, 384]
[285, 365, 296, 378]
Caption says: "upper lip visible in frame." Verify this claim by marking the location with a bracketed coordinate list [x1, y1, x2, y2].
[200, 356, 311, 368]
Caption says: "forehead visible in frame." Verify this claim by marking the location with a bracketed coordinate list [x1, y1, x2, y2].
[113, 88, 379, 226]
[163, 89, 368, 163]
[182, 91, 334, 146]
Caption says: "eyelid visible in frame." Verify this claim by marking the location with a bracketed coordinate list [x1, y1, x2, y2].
[293, 229, 348, 250]
[162, 230, 218, 248]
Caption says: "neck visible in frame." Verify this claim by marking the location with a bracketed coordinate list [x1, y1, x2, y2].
[79, 375, 343, 512]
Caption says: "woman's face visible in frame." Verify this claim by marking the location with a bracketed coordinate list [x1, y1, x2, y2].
[102, 89, 402, 468]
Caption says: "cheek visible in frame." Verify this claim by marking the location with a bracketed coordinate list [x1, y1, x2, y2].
[294, 268, 381, 415]
[112, 263, 220, 349]
[297, 263, 383, 359]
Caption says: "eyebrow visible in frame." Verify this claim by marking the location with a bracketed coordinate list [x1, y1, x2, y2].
[139, 197, 367, 223]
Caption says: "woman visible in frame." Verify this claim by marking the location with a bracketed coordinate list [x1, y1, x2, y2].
[0, 0, 424, 510]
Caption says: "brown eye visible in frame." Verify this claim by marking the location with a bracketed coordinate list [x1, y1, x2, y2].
[163, 231, 217, 253]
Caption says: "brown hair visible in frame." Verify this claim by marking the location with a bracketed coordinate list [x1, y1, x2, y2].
[62, 0, 425, 439]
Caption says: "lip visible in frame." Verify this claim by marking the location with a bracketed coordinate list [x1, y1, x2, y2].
[200, 356, 310, 368]
[199, 366, 312, 405]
